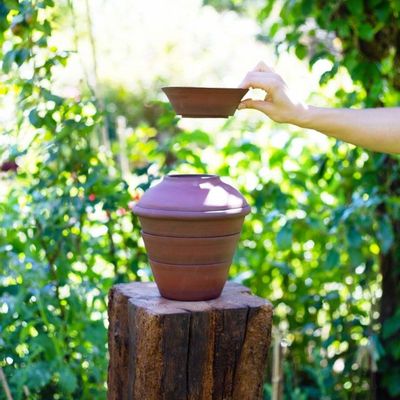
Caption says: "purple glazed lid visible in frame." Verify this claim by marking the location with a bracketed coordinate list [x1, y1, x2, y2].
[133, 174, 250, 220]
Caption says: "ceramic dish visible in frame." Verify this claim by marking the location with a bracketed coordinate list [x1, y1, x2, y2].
[162, 87, 248, 118]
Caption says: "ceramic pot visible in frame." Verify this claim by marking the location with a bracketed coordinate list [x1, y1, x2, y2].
[133, 174, 250, 301]
[149, 260, 230, 301]
[141, 232, 240, 264]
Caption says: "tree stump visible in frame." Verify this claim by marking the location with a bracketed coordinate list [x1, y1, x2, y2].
[107, 281, 273, 400]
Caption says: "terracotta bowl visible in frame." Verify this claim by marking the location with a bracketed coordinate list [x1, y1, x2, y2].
[162, 87, 248, 118]
[138, 215, 246, 237]
[141, 231, 240, 264]
[149, 259, 230, 301]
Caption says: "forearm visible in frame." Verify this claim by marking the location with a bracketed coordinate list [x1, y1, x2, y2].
[297, 107, 400, 154]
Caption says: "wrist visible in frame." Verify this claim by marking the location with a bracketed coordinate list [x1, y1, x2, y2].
[289, 104, 316, 128]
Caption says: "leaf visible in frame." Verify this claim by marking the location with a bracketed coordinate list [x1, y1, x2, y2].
[346, 225, 362, 248]
[3, 0, 19, 9]
[377, 215, 394, 254]
[269, 22, 280, 38]
[258, 1, 274, 21]
[276, 222, 292, 250]
[375, 3, 390, 22]
[346, 0, 363, 15]
[392, 342, 400, 360]
[348, 247, 364, 268]
[11, 362, 52, 390]
[325, 249, 339, 269]
[40, 19, 51, 35]
[268, 149, 286, 167]
[309, 51, 328, 68]
[319, 62, 339, 85]
[2, 50, 15, 73]
[15, 48, 30, 66]
[301, 0, 313, 14]
[29, 108, 43, 128]
[42, 88, 64, 105]
[36, 35, 48, 47]
[358, 23, 374, 41]
[337, 21, 350, 38]
[295, 44, 307, 60]
[176, 129, 210, 146]
[59, 366, 78, 393]
[84, 322, 106, 346]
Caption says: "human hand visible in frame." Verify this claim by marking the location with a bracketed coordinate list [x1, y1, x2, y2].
[238, 61, 309, 126]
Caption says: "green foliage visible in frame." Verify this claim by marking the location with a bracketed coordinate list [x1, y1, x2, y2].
[0, 2, 143, 398]
[205, 0, 400, 398]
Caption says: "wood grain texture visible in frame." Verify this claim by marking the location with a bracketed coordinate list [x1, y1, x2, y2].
[107, 281, 273, 400]
[107, 286, 130, 400]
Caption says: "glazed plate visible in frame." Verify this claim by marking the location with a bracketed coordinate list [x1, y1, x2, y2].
[162, 87, 248, 118]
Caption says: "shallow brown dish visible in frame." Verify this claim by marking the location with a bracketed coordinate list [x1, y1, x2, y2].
[162, 87, 248, 118]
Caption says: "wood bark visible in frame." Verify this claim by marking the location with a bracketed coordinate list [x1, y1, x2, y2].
[108, 281, 273, 400]
[375, 157, 400, 400]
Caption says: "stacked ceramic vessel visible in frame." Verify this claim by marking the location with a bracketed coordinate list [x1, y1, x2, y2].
[133, 174, 250, 300]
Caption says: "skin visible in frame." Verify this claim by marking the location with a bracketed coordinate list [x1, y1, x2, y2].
[238, 61, 400, 154]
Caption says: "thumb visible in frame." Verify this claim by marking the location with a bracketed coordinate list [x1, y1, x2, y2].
[253, 61, 275, 73]
[237, 99, 272, 113]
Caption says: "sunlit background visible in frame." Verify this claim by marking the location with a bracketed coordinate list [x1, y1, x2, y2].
[1, 0, 339, 152]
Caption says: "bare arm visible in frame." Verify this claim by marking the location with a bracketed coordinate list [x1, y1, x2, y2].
[238, 62, 400, 154]
[299, 107, 400, 153]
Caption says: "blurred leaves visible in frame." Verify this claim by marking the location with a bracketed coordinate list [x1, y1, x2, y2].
[276, 222, 292, 250]
[205, 0, 400, 398]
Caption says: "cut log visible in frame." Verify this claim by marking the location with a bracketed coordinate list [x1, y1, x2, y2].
[107, 281, 273, 400]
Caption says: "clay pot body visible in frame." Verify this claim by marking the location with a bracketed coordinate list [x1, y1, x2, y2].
[141, 232, 240, 264]
[133, 174, 250, 301]
[137, 215, 245, 237]
[150, 260, 230, 301]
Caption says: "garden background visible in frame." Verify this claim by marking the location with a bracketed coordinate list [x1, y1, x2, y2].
[1, 0, 399, 399]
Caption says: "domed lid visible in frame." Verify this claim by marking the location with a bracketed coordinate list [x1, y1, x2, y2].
[133, 174, 250, 220]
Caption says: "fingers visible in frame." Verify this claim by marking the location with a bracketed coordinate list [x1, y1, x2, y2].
[237, 99, 272, 113]
[252, 61, 275, 73]
[239, 72, 281, 91]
